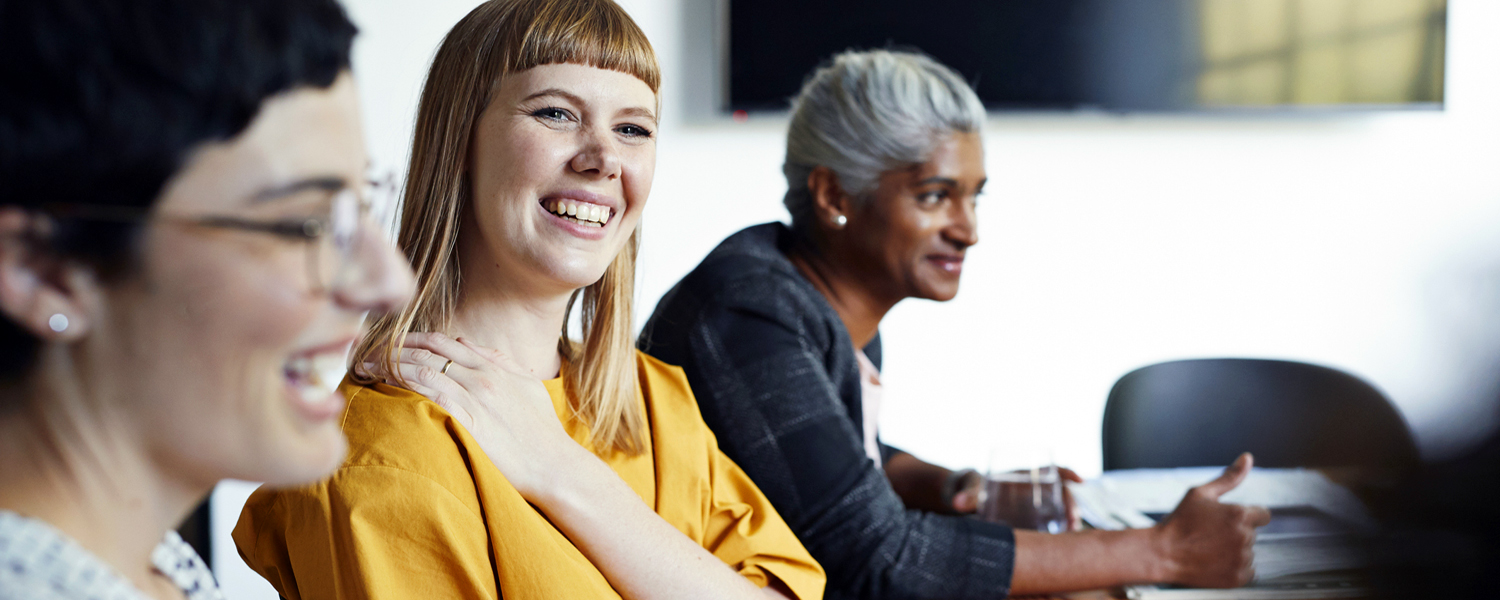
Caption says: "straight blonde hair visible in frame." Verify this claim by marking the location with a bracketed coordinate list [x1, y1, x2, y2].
[352, 0, 659, 456]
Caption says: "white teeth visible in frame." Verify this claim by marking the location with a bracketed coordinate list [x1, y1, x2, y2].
[286, 351, 348, 403]
[544, 199, 611, 226]
[288, 357, 311, 377]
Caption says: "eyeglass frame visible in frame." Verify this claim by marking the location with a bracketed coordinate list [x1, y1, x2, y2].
[38, 175, 395, 294]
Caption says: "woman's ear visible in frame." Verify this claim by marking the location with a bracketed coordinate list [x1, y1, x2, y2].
[806, 166, 853, 231]
[0, 208, 99, 343]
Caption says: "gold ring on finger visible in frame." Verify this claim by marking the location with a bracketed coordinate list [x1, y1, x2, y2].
[440, 359, 453, 375]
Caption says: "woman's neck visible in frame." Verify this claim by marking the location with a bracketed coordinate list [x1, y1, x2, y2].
[448, 274, 573, 380]
[786, 234, 901, 350]
[0, 357, 201, 598]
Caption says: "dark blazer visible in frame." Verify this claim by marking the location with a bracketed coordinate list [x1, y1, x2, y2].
[640, 223, 1016, 600]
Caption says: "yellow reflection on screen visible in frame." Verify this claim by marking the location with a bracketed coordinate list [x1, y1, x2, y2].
[1197, 0, 1445, 106]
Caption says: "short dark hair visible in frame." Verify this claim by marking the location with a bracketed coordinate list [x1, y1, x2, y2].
[0, 0, 358, 380]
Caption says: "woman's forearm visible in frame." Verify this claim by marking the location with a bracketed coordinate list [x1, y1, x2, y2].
[535, 445, 774, 600]
[1013, 456, 1264, 595]
[883, 450, 955, 513]
[1009, 529, 1170, 595]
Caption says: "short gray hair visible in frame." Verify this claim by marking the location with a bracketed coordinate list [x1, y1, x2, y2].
[782, 49, 985, 230]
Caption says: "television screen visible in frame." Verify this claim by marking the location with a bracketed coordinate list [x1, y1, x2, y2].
[728, 0, 1446, 112]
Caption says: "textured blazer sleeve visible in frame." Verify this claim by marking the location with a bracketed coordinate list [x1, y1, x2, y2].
[676, 274, 1016, 600]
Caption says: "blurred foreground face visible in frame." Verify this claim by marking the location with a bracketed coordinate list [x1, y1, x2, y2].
[102, 73, 412, 487]
[464, 63, 657, 294]
[844, 131, 985, 302]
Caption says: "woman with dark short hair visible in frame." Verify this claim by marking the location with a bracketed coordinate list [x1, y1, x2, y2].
[0, 1, 413, 598]
[641, 49, 1269, 600]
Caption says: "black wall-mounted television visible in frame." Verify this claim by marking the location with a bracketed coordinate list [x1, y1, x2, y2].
[728, 0, 1446, 113]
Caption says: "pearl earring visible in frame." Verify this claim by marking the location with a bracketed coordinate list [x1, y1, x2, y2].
[48, 314, 69, 333]
[834, 215, 847, 228]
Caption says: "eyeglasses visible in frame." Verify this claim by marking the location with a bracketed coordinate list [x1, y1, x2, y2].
[43, 175, 396, 294]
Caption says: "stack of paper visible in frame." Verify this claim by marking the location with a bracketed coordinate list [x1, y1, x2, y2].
[1071, 468, 1376, 599]
[1125, 574, 1369, 600]
[1076, 467, 1376, 532]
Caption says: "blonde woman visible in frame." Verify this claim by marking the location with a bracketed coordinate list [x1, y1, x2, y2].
[232, 1, 824, 599]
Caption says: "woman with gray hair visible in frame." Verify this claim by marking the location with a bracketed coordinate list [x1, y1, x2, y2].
[641, 49, 1268, 598]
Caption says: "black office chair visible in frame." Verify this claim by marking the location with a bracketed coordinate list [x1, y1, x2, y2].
[1101, 358, 1418, 472]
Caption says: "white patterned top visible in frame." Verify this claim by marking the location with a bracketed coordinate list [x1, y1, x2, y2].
[0, 510, 224, 600]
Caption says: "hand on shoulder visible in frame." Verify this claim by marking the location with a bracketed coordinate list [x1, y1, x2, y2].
[371, 332, 593, 504]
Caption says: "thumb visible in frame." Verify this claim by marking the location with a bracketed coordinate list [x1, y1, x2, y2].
[952, 487, 981, 513]
[1196, 453, 1253, 499]
[1059, 467, 1085, 484]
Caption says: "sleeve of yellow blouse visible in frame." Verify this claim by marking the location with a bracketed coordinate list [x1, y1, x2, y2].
[233, 465, 498, 600]
[701, 438, 828, 600]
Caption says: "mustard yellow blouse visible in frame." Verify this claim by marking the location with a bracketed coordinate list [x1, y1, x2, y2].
[233, 351, 824, 600]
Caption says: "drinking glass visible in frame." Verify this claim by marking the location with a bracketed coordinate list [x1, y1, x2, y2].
[978, 449, 1067, 533]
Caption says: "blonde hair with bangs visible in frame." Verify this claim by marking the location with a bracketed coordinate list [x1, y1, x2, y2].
[351, 0, 659, 456]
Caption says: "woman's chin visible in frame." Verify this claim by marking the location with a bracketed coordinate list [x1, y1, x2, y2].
[255, 427, 348, 487]
[284, 379, 347, 423]
[246, 380, 351, 486]
[918, 283, 962, 303]
[532, 262, 613, 295]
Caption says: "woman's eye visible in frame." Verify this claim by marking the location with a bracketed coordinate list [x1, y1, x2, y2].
[278, 216, 323, 231]
[617, 123, 653, 138]
[532, 107, 571, 121]
[917, 191, 947, 206]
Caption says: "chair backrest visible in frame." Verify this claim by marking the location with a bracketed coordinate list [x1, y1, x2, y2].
[1101, 358, 1418, 472]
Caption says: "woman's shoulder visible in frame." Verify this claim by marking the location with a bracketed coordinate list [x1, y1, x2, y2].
[647, 224, 838, 343]
[632, 352, 709, 426]
[676, 223, 813, 300]
[337, 380, 472, 471]
[634, 351, 694, 404]
[247, 380, 485, 513]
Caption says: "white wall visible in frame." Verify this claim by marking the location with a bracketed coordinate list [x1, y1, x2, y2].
[214, 0, 1500, 595]
[349, 0, 1500, 469]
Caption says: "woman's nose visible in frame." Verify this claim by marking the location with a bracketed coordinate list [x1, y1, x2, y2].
[332, 220, 415, 314]
[945, 198, 979, 249]
[568, 127, 623, 180]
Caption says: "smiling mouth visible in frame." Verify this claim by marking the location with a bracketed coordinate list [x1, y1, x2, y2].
[284, 345, 349, 407]
[929, 255, 965, 272]
[543, 198, 613, 228]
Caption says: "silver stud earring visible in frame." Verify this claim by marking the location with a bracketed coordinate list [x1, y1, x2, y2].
[48, 314, 69, 333]
[834, 215, 847, 228]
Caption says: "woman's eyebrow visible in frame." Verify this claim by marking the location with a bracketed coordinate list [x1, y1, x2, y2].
[522, 88, 584, 106]
[253, 176, 346, 202]
[617, 106, 657, 125]
[913, 176, 959, 187]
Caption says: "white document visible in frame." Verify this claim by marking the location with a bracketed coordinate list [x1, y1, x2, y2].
[1076, 467, 1377, 533]
[1074, 468, 1376, 598]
